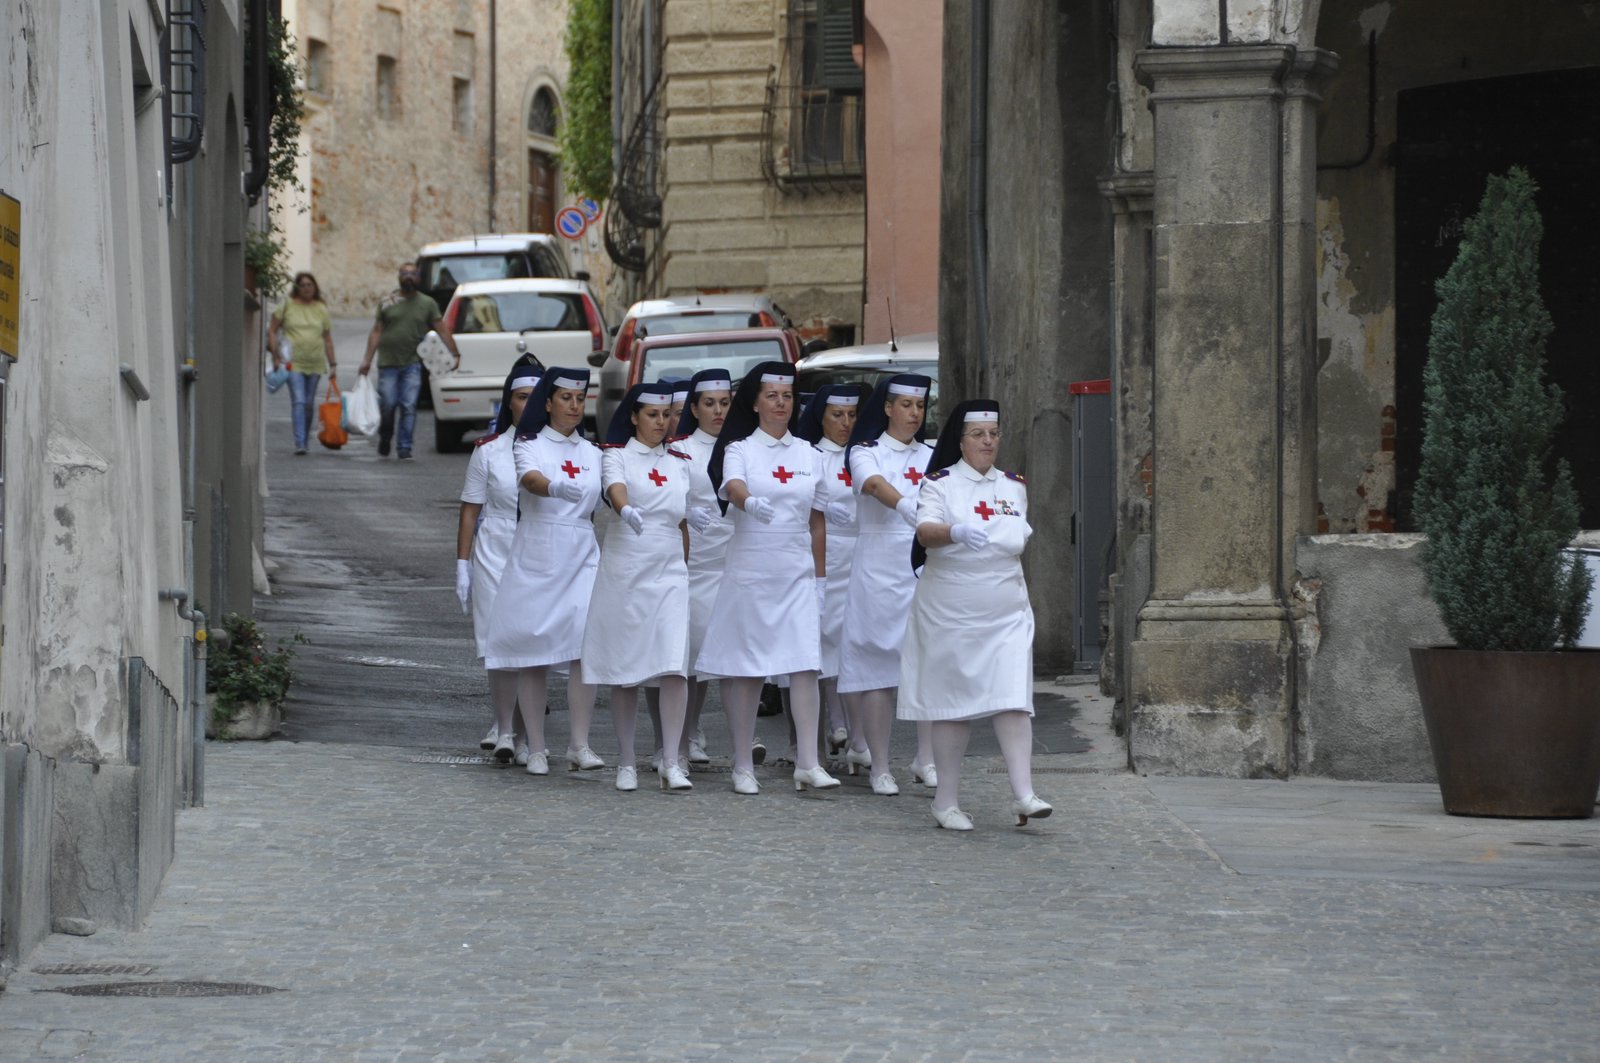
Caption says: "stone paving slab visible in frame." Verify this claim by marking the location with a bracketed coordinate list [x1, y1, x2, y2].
[3, 740, 1599, 1062]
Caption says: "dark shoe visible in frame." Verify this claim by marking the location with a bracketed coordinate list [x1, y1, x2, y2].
[757, 682, 784, 717]
[377, 437, 392, 457]
[293, 447, 308, 456]
[397, 450, 413, 461]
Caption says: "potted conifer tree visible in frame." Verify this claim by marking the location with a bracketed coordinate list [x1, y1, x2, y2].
[1410, 167, 1600, 818]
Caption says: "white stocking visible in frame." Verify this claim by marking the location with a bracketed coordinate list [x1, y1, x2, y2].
[785, 670, 822, 772]
[859, 686, 896, 774]
[612, 685, 639, 768]
[916, 720, 935, 771]
[565, 660, 597, 750]
[489, 668, 519, 739]
[930, 720, 971, 812]
[515, 667, 550, 753]
[991, 710, 1036, 799]
[685, 679, 708, 754]
[656, 675, 688, 771]
[821, 676, 847, 735]
[721, 677, 763, 773]
[841, 692, 870, 755]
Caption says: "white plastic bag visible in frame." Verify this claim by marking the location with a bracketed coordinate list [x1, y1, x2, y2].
[343, 374, 381, 437]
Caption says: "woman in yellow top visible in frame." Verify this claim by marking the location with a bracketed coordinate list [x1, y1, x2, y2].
[267, 272, 337, 455]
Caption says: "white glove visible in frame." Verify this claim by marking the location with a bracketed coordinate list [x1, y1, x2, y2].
[455, 559, 472, 613]
[895, 496, 919, 529]
[687, 505, 716, 532]
[950, 522, 990, 551]
[547, 476, 585, 502]
[815, 576, 828, 616]
[620, 504, 645, 535]
[743, 495, 776, 524]
[825, 499, 854, 527]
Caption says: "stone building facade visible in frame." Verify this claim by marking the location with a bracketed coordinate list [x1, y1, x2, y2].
[0, 0, 252, 964]
[607, 0, 867, 342]
[939, 0, 1600, 778]
[279, 0, 580, 317]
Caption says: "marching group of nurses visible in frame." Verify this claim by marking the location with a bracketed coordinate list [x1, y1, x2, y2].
[454, 358, 1052, 829]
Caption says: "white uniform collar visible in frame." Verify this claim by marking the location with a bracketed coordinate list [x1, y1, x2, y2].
[692, 428, 718, 445]
[755, 430, 793, 447]
[878, 431, 914, 452]
[625, 436, 663, 455]
[539, 425, 579, 444]
[818, 437, 845, 452]
[954, 459, 998, 482]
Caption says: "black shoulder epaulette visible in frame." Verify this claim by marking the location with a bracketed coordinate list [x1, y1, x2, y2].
[926, 468, 950, 481]
[600, 442, 625, 449]
[666, 448, 692, 461]
[1004, 470, 1027, 484]
[473, 431, 502, 448]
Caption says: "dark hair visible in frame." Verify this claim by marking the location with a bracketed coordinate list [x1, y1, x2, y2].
[795, 382, 868, 444]
[292, 272, 323, 302]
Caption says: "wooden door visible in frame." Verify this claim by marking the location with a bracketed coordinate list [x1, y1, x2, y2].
[527, 150, 558, 234]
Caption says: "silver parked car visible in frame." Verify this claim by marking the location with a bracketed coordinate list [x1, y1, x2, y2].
[794, 333, 943, 434]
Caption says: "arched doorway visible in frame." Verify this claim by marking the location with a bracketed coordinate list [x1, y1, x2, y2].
[526, 86, 561, 234]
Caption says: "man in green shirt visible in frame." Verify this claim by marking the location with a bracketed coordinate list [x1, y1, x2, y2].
[358, 262, 461, 459]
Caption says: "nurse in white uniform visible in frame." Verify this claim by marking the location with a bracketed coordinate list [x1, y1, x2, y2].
[794, 383, 868, 762]
[672, 368, 738, 767]
[696, 361, 840, 796]
[483, 366, 606, 777]
[898, 399, 1052, 831]
[456, 358, 542, 764]
[838, 374, 938, 796]
[582, 382, 695, 793]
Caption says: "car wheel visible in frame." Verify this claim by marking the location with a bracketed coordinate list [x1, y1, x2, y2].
[433, 418, 465, 453]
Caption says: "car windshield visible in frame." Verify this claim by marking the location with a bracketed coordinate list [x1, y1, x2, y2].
[796, 361, 942, 430]
[454, 292, 586, 334]
[640, 338, 788, 384]
[638, 311, 767, 337]
[422, 253, 535, 289]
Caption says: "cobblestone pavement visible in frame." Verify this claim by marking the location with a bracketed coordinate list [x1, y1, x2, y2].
[4, 722, 1598, 1061]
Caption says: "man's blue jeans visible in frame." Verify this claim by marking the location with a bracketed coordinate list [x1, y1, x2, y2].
[286, 371, 323, 450]
[378, 362, 423, 454]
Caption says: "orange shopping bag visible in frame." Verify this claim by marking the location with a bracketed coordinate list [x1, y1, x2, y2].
[318, 381, 348, 449]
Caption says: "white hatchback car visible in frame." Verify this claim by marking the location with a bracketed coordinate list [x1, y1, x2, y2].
[430, 278, 609, 452]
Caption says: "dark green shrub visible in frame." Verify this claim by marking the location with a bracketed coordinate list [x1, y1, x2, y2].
[1413, 167, 1591, 651]
[207, 613, 305, 719]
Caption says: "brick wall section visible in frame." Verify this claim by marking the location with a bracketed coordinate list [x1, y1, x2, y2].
[659, 0, 865, 336]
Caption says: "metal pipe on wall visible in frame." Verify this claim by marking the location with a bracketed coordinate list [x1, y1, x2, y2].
[967, 0, 991, 394]
[488, 0, 498, 230]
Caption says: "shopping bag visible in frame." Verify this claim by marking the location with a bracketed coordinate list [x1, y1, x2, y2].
[343, 374, 381, 436]
[318, 381, 349, 449]
[265, 367, 290, 393]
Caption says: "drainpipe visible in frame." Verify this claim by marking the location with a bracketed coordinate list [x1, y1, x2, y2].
[181, 168, 207, 805]
[488, 0, 498, 230]
[967, 0, 991, 394]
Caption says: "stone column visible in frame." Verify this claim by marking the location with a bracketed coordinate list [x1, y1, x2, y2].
[1128, 45, 1336, 777]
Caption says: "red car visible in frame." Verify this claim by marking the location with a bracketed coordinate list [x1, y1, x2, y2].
[621, 327, 803, 400]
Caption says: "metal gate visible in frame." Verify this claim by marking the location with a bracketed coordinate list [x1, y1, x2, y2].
[1071, 380, 1113, 672]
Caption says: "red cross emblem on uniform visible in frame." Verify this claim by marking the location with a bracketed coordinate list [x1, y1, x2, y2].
[648, 469, 668, 487]
[974, 501, 995, 521]
[837, 468, 852, 487]
[773, 466, 794, 483]
[904, 468, 924, 486]
[560, 460, 581, 479]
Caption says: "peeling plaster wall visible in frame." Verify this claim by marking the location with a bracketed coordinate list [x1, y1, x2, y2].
[1311, 0, 1600, 533]
[285, 0, 571, 317]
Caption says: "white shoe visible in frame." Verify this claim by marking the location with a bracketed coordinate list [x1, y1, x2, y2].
[931, 804, 973, 831]
[688, 737, 710, 764]
[731, 768, 760, 795]
[480, 723, 499, 751]
[525, 749, 549, 776]
[844, 748, 872, 776]
[870, 772, 900, 796]
[827, 727, 849, 754]
[1011, 793, 1053, 826]
[793, 765, 841, 792]
[567, 746, 604, 771]
[661, 765, 693, 792]
[493, 733, 516, 765]
[616, 766, 638, 792]
[513, 741, 530, 767]
[911, 761, 938, 787]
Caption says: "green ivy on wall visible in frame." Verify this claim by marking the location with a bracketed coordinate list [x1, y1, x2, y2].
[562, 0, 613, 203]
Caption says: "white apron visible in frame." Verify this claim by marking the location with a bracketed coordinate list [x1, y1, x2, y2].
[694, 431, 826, 679]
[898, 460, 1034, 721]
[483, 426, 602, 671]
[837, 433, 934, 693]
[461, 432, 521, 659]
[679, 429, 734, 671]
[581, 438, 692, 685]
[815, 438, 858, 679]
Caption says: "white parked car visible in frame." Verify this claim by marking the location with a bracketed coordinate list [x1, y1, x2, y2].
[430, 278, 609, 452]
[794, 333, 943, 433]
[591, 293, 792, 430]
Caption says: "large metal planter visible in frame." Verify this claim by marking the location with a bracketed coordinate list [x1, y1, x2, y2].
[1410, 647, 1600, 818]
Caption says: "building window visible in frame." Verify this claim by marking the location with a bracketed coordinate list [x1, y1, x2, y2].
[306, 38, 330, 95]
[763, 0, 864, 189]
[376, 55, 399, 119]
[527, 87, 560, 138]
[453, 77, 474, 133]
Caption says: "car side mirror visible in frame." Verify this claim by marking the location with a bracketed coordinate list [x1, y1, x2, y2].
[801, 338, 830, 357]
[575, 270, 591, 282]
[586, 350, 607, 367]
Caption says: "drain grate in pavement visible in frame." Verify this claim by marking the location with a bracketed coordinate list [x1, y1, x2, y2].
[42, 981, 284, 998]
[408, 753, 494, 765]
[988, 765, 1114, 775]
[340, 654, 445, 670]
[34, 963, 158, 976]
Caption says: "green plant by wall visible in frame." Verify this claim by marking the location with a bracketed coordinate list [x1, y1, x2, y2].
[244, 226, 291, 300]
[561, 0, 613, 203]
[207, 613, 306, 721]
[1413, 166, 1592, 651]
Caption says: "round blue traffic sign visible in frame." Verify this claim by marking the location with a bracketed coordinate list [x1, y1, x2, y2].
[556, 207, 588, 240]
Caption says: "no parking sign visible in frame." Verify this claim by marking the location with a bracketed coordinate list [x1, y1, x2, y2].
[556, 206, 588, 240]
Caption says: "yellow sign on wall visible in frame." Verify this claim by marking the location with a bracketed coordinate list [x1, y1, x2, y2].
[0, 191, 18, 359]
